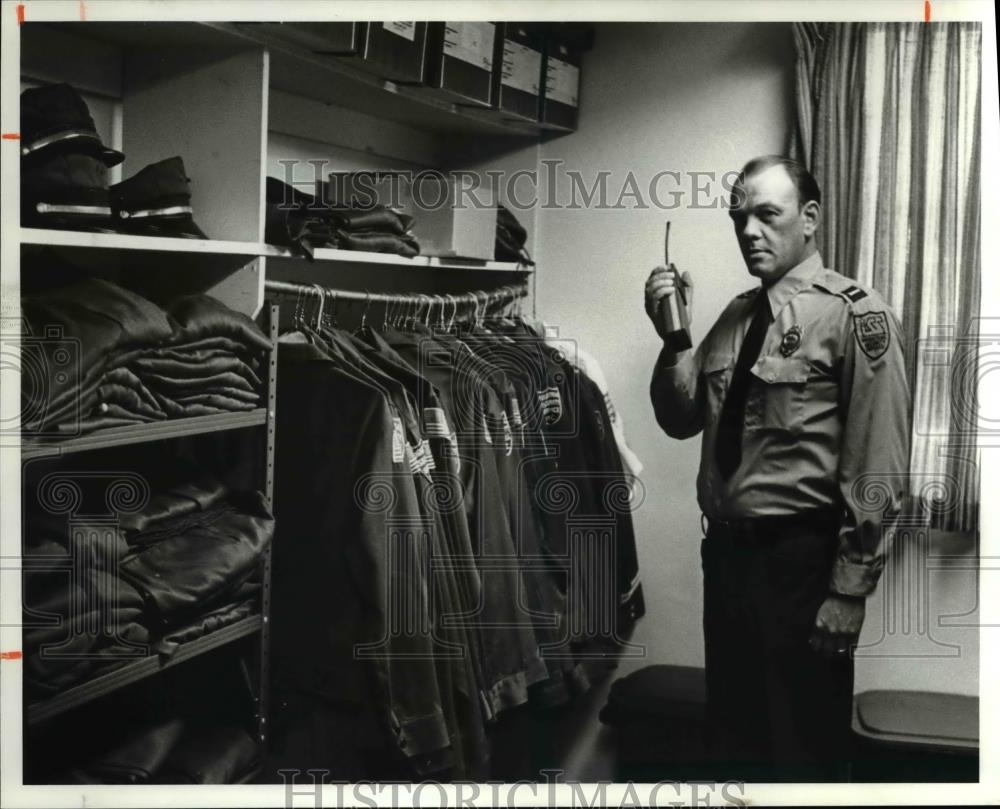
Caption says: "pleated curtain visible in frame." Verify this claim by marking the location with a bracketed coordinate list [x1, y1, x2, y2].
[791, 22, 982, 533]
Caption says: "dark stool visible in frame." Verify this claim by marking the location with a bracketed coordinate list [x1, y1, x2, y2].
[850, 690, 978, 782]
[599, 665, 722, 782]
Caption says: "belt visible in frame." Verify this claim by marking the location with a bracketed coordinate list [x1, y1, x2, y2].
[702, 508, 841, 547]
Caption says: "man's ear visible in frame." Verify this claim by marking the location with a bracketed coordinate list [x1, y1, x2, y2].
[801, 200, 820, 238]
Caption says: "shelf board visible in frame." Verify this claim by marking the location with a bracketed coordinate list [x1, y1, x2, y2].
[22, 410, 268, 461]
[262, 244, 532, 273]
[26, 614, 263, 725]
[20, 228, 261, 256]
[21, 230, 531, 273]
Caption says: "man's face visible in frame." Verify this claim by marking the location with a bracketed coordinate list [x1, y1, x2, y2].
[729, 165, 818, 284]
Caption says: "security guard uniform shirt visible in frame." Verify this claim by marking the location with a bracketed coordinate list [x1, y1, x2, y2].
[653, 251, 910, 597]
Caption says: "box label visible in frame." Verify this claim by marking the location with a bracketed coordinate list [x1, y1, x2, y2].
[546, 56, 579, 107]
[383, 21, 417, 42]
[443, 22, 495, 71]
[501, 40, 541, 95]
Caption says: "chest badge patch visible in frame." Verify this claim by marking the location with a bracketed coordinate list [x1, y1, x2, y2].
[779, 325, 803, 357]
[853, 312, 890, 360]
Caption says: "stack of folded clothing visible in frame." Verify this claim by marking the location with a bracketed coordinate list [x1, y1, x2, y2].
[494, 204, 534, 265]
[23, 470, 273, 699]
[326, 202, 419, 257]
[21, 277, 271, 438]
[265, 177, 420, 259]
[116, 477, 272, 636]
[21, 83, 208, 238]
[264, 177, 335, 260]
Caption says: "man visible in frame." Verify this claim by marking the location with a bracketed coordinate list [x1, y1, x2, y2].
[645, 156, 910, 781]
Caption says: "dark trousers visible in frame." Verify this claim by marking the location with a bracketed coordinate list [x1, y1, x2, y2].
[701, 518, 854, 782]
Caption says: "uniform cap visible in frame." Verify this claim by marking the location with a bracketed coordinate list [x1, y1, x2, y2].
[21, 83, 125, 167]
[21, 151, 115, 232]
[110, 156, 208, 239]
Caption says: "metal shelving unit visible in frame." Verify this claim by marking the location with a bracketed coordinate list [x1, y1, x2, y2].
[22, 410, 268, 461]
[25, 615, 264, 726]
[19, 295, 280, 783]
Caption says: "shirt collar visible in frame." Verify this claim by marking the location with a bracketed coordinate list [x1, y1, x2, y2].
[763, 251, 825, 316]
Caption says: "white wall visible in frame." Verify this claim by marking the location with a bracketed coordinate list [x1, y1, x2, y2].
[536, 21, 798, 670]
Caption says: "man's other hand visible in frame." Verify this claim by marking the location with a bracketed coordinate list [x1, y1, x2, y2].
[645, 265, 693, 342]
[809, 594, 865, 659]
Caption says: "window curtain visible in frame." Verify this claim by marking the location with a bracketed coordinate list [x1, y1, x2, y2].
[791, 22, 982, 533]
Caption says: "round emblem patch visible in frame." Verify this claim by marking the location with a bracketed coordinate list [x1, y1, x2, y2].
[779, 325, 802, 357]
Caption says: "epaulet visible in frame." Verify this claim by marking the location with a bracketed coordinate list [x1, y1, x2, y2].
[813, 269, 871, 307]
[736, 287, 757, 300]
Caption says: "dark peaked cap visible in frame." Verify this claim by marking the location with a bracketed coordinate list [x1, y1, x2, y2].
[21, 83, 125, 167]
[110, 157, 208, 240]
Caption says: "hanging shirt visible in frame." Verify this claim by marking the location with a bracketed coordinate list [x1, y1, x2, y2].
[651, 251, 910, 597]
[543, 335, 644, 488]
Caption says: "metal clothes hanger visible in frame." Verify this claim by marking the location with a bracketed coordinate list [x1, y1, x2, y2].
[312, 284, 325, 329]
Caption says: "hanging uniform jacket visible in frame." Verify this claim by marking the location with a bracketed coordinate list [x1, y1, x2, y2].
[270, 339, 452, 777]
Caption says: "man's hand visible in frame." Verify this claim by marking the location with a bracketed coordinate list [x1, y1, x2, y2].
[645, 265, 693, 342]
[808, 594, 865, 659]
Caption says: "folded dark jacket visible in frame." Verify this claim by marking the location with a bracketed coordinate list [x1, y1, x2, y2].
[140, 336, 264, 361]
[137, 369, 256, 395]
[21, 279, 175, 429]
[119, 476, 231, 536]
[157, 594, 258, 656]
[333, 230, 419, 257]
[149, 389, 258, 419]
[95, 387, 167, 421]
[130, 354, 263, 388]
[156, 723, 259, 783]
[170, 392, 259, 410]
[22, 280, 269, 434]
[23, 577, 148, 654]
[73, 717, 186, 784]
[328, 205, 414, 235]
[166, 294, 272, 353]
[118, 491, 273, 628]
[98, 367, 168, 418]
[57, 394, 259, 434]
[43, 344, 262, 434]
[23, 572, 150, 695]
[92, 401, 158, 423]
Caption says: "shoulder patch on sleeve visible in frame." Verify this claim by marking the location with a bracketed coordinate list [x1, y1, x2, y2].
[853, 311, 890, 360]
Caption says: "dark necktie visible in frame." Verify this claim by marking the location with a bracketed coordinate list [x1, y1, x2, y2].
[714, 291, 772, 480]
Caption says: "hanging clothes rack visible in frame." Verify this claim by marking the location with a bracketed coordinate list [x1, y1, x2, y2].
[263, 279, 530, 323]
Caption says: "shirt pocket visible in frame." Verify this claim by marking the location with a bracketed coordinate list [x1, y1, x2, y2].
[700, 352, 733, 409]
[746, 355, 810, 435]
